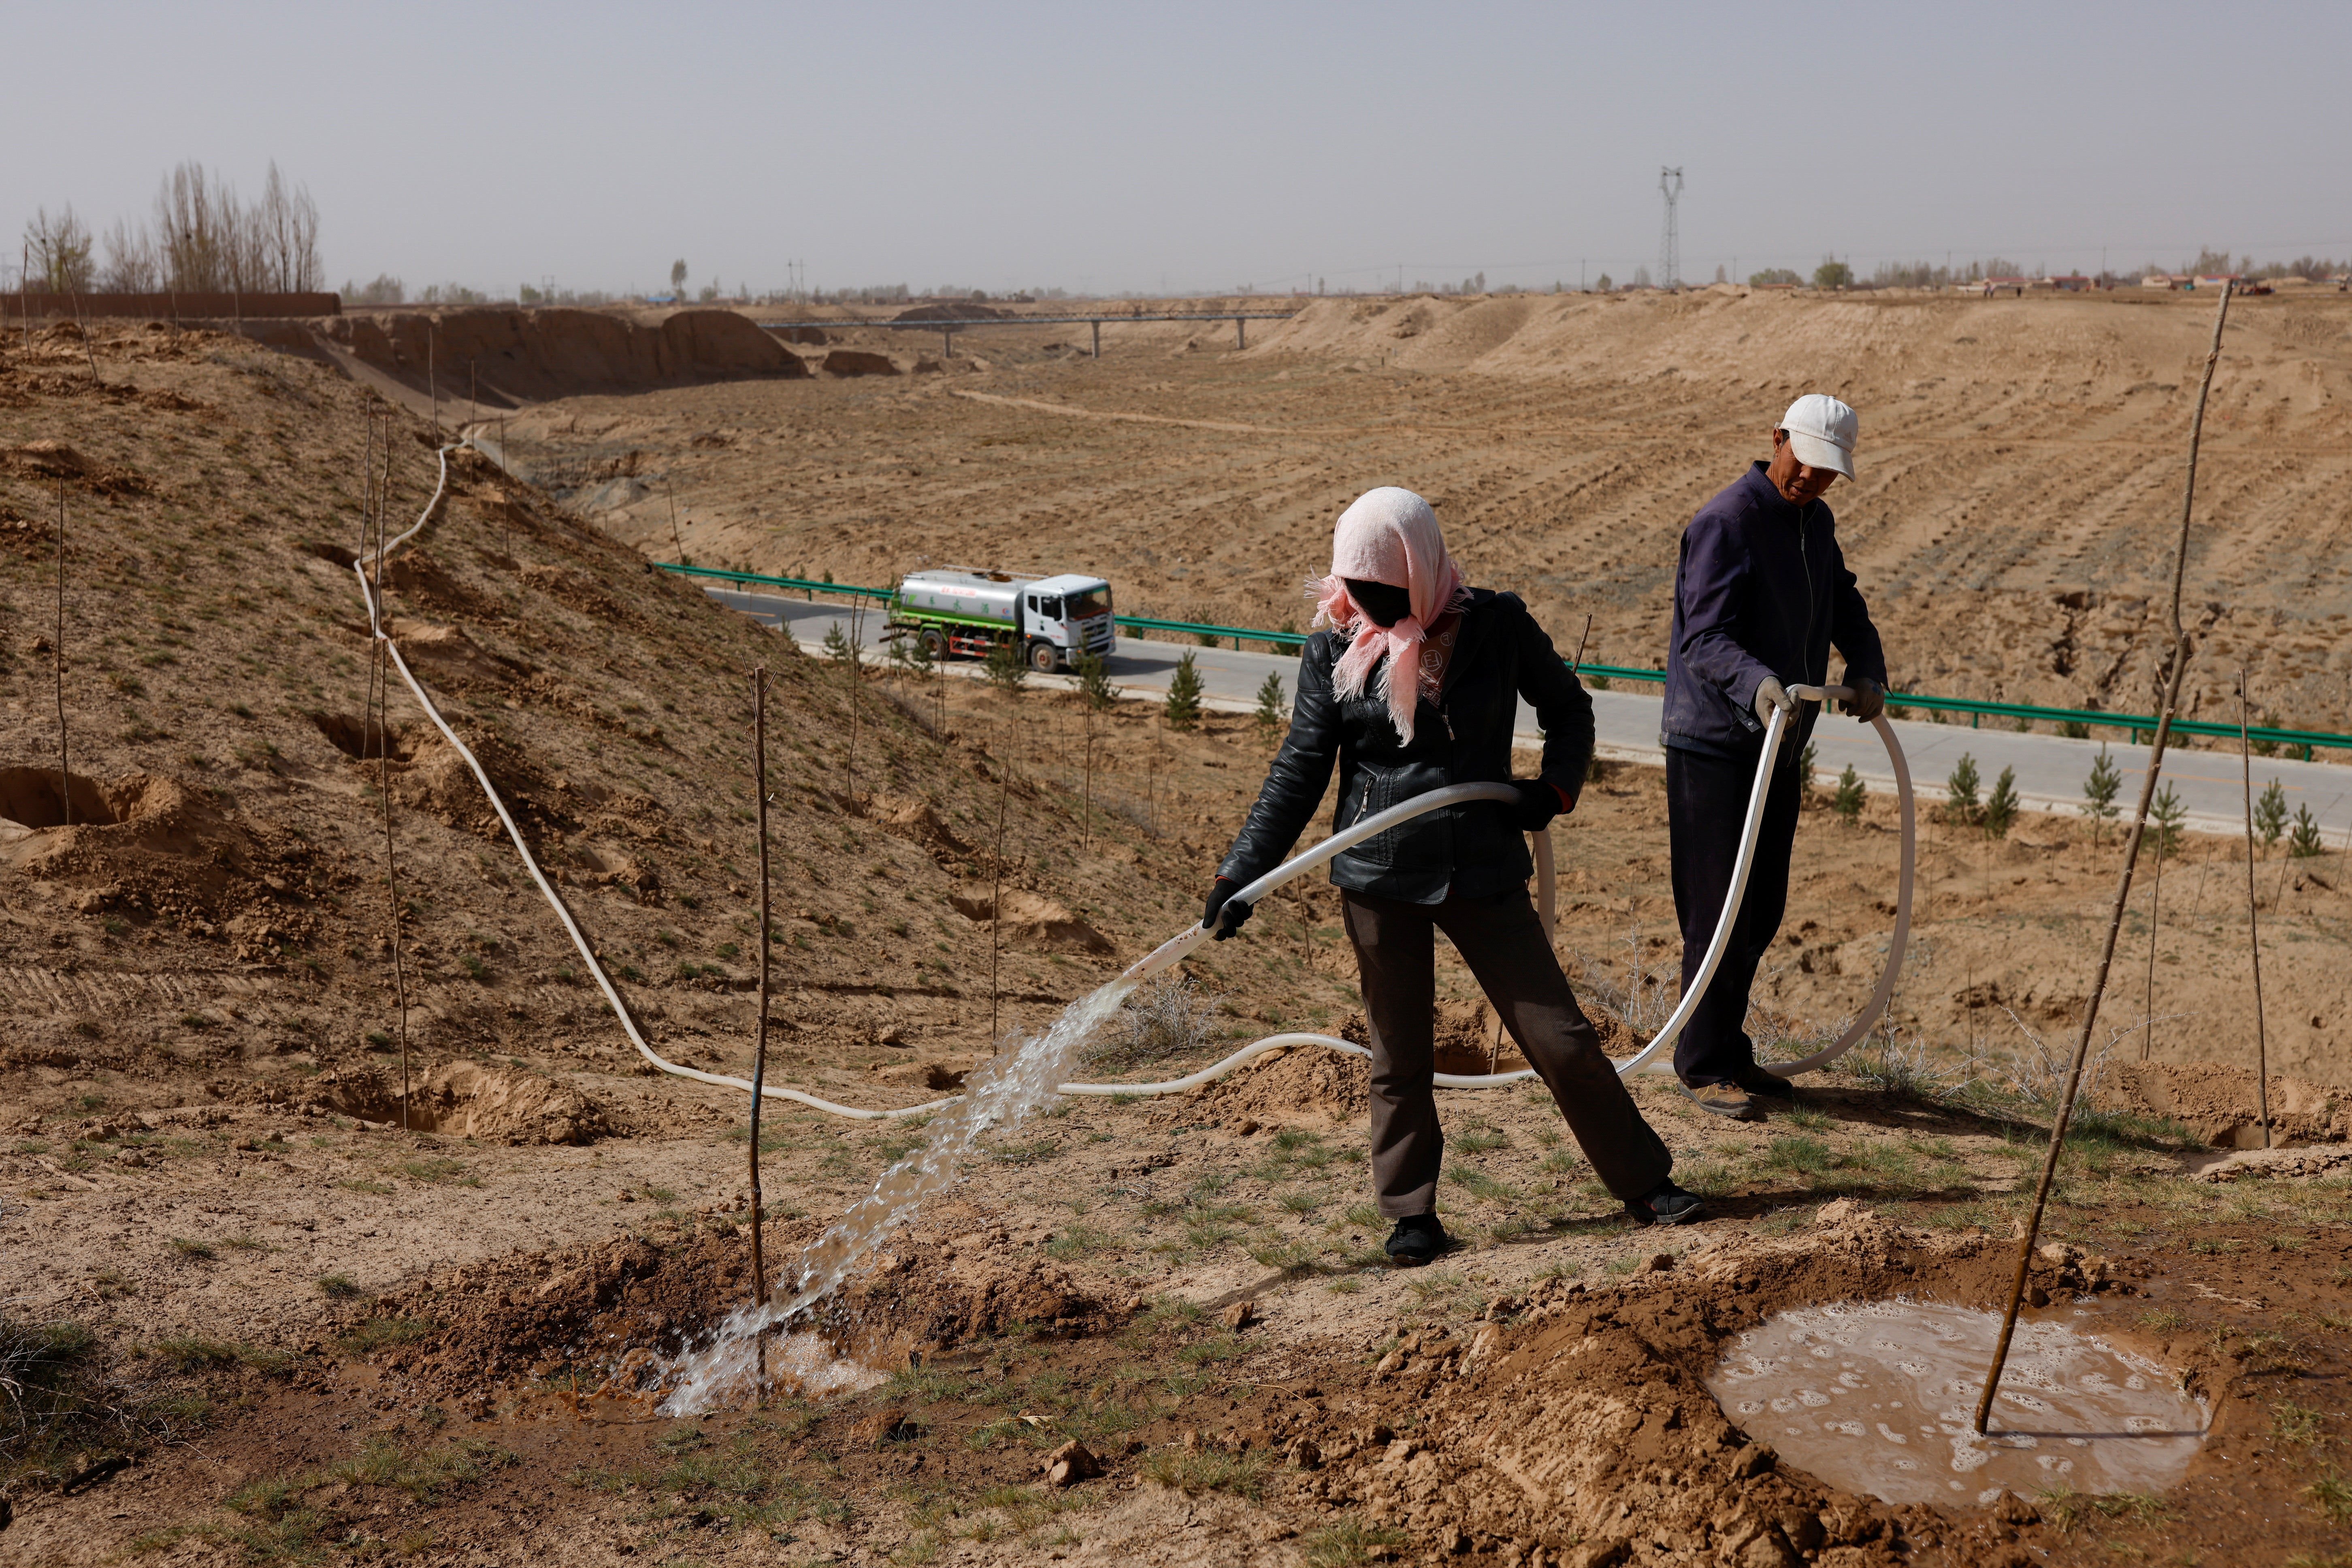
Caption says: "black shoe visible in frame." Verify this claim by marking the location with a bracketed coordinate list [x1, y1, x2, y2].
[1384, 1213, 1451, 1267]
[1737, 1067, 1796, 1103]
[1624, 1179, 1704, 1227]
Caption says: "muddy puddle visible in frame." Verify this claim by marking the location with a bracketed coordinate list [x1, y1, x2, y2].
[1706, 1299, 2207, 1506]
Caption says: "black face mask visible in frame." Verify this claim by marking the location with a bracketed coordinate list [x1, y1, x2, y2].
[1345, 578, 1412, 628]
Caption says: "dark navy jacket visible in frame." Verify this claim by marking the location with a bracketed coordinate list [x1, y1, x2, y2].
[1662, 462, 1886, 759]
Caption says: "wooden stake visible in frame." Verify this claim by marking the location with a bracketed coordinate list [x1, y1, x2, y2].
[668, 481, 684, 563]
[846, 601, 862, 806]
[2141, 826, 2165, 1062]
[2238, 669, 2272, 1148]
[54, 478, 68, 829]
[749, 666, 773, 1399]
[990, 723, 1010, 1054]
[2184, 840, 2214, 928]
[1081, 704, 1094, 852]
[371, 411, 413, 1130]
[69, 291, 98, 385]
[1974, 280, 2232, 1436]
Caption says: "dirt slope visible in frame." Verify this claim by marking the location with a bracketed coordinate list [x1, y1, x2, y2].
[0, 319, 1347, 1119]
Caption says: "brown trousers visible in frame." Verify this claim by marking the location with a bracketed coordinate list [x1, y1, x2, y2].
[1342, 886, 1672, 1219]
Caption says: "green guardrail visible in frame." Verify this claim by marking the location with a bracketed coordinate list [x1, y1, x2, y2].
[658, 562, 2352, 755]
[1113, 613, 1305, 648]
[660, 562, 895, 604]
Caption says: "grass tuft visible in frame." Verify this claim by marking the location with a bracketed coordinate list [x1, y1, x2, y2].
[1141, 1444, 1266, 1500]
[1302, 1517, 1412, 1566]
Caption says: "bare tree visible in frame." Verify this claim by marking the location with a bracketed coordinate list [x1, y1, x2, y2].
[256, 162, 322, 292]
[36, 161, 325, 298]
[99, 218, 159, 292]
[155, 162, 233, 291]
[24, 207, 95, 293]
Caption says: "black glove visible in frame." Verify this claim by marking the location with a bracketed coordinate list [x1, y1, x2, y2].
[1203, 877, 1253, 941]
[1512, 779, 1565, 832]
[1843, 675, 1886, 723]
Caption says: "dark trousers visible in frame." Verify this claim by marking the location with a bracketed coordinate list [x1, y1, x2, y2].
[1341, 886, 1672, 1218]
[1665, 743, 1803, 1087]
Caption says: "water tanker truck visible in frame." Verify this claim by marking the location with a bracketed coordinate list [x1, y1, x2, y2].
[886, 568, 1115, 673]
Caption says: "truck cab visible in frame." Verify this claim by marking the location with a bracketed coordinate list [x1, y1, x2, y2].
[1019, 574, 1116, 671]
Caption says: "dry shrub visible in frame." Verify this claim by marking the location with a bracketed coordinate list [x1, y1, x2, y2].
[1089, 974, 1223, 1068]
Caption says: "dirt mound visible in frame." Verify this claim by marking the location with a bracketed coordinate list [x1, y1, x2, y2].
[308, 709, 403, 761]
[3, 437, 153, 495]
[320, 307, 809, 405]
[871, 795, 970, 855]
[317, 1060, 616, 1144]
[1192, 1044, 1371, 1124]
[518, 560, 626, 620]
[377, 548, 487, 614]
[1322, 1205, 2147, 1564]
[821, 348, 899, 377]
[2098, 1061, 2348, 1148]
[1434, 999, 1532, 1075]
[949, 886, 1113, 953]
[2192, 1143, 2352, 1182]
[0, 767, 266, 914]
[387, 617, 526, 687]
[351, 1221, 1117, 1398]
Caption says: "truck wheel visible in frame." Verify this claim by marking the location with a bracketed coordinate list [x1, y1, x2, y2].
[918, 627, 946, 661]
[1029, 640, 1061, 674]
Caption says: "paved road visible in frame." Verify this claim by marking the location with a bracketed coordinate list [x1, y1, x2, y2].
[709, 587, 2352, 842]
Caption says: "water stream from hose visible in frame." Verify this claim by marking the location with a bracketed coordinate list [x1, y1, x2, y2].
[660, 976, 1139, 1414]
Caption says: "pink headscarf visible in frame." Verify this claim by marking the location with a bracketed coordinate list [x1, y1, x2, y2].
[1309, 487, 1468, 744]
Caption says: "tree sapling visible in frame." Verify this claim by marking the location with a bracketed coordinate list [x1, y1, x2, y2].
[1832, 764, 1865, 826]
[1983, 765, 2020, 839]
[1254, 671, 1285, 743]
[2082, 748, 2122, 844]
[1945, 752, 1981, 827]
[1165, 651, 1203, 732]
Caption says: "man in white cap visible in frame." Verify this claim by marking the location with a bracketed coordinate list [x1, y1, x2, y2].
[1658, 394, 1888, 1120]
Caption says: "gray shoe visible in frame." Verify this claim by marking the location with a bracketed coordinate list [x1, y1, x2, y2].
[1692, 1081, 1762, 1121]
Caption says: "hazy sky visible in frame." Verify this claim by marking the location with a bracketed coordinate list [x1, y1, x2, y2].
[10, 1, 2349, 297]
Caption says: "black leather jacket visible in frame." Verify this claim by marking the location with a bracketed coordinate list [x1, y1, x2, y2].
[1216, 589, 1594, 905]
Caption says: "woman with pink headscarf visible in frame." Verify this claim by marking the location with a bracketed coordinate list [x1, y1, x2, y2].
[1206, 488, 1698, 1264]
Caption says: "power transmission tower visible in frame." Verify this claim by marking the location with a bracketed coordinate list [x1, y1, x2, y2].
[1658, 167, 1683, 290]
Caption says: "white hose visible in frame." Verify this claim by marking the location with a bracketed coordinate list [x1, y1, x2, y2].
[368, 446, 1912, 1115]
[1602, 685, 1916, 1078]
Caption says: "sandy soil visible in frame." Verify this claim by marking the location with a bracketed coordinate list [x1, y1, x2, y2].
[4, 318, 2350, 1566]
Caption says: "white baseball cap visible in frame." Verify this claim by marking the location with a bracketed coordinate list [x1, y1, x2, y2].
[1779, 393, 1858, 481]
